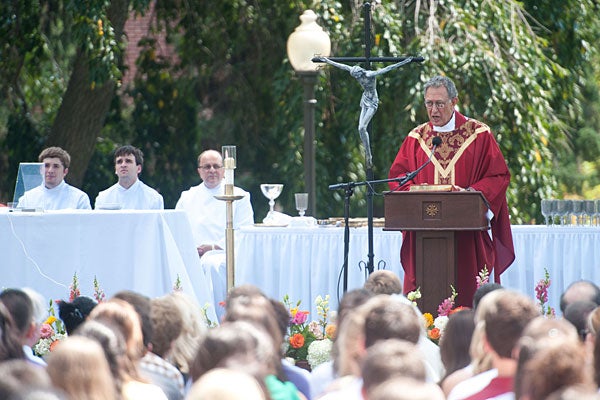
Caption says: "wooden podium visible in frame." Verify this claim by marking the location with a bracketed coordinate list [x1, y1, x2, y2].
[384, 191, 489, 313]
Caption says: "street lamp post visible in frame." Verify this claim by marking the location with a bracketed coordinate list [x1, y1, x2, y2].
[287, 10, 330, 217]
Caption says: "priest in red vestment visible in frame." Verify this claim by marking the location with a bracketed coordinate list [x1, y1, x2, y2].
[388, 75, 514, 307]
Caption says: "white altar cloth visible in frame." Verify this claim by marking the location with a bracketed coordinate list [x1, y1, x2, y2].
[235, 225, 600, 316]
[0, 209, 217, 322]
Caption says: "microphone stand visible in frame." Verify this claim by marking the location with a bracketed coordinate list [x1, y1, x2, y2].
[329, 175, 411, 292]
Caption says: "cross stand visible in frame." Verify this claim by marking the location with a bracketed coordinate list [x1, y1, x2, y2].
[317, 2, 424, 289]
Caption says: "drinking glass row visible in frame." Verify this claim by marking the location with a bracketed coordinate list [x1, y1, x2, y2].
[541, 199, 600, 226]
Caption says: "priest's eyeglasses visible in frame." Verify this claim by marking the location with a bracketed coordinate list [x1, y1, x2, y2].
[425, 100, 449, 110]
[199, 164, 224, 171]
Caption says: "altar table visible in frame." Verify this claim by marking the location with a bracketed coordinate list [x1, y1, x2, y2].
[0, 209, 218, 322]
[235, 225, 600, 316]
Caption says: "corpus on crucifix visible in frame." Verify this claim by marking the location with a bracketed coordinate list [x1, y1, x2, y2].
[316, 56, 415, 168]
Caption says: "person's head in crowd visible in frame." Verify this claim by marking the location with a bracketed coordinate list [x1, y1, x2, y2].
[472, 282, 503, 309]
[367, 377, 445, 400]
[560, 280, 600, 314]
[74, 319, 130, 395]
[586, 306, 600, 355]
[88, 299, 145, 369]
[112, 290, 153, 350]
[167, 291, 208, 379]
[222, 290, 285, 381]
[480, 289, 539, 361]
[0, 359, 52, 398]
[113, 145, 144, 189]
[46, 336, 117, 400]
[362, 295, 421, 348]
[333, 307, 367, 378]
[360, 339, 426, 399]
[439, 308, 475, 382]
[564, 300, 597, 341]
[591, 316, 600, 387]
[189, 320, 274, 395]
[149, 294, 183, 358]
[364, 270, 402, 295]
[336, 288, 373, 329]
[57, 295, 98, 335]
[187, 368, 267, 400]
[223, 284, 266, 313]
[21, 288, 47, 349]
[546, 385, 600, 400]
[223, 290, 282, 351]
[0, 303, 25, 362]
[38, 147, 71, 189]
[269, 298, 291, 344]
[513, 316, 580, 399]
[519, 339, 592, 400]
[331, 289, 374, 377]
[0, 288, 35, 348]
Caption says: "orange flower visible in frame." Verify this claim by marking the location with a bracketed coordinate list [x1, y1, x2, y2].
[49, 339, 62, 352]
[428, 328, 441, 341]
[325, 324, 337, 340]
[289, 333, 305, 349]
[449, 306, 470, 315]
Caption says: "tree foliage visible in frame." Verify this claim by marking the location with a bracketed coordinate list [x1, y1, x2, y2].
[1, 0, 599, 224]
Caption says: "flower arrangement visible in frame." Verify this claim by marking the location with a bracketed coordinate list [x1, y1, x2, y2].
[33, 273, 111, 357]
[535, 268, 555, 317]
[418, 267, 493, 345]
[33, 299, 67, 357]
[283, 294, 336, 369]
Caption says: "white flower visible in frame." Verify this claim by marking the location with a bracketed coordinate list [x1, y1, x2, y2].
[307, 338, 333, 369]
[433, 315, 449, 336]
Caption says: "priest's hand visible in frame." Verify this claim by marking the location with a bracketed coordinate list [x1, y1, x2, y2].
[197, 243, 221, 257]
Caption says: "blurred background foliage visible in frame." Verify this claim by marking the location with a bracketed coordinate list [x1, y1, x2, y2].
[1, 0, 599, 224]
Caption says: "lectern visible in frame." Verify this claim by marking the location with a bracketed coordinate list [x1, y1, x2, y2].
[384, 191, 490, 313]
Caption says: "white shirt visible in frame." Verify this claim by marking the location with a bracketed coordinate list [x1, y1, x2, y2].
[175, 181, 254, 248]
[95, 179, 164, 210]
[447, 368, 498, 400]
[18, 181, 91, 210]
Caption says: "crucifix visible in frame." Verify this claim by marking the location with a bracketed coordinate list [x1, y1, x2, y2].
[314, 2, 424, 290]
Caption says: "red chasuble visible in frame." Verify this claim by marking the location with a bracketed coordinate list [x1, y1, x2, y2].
[388, 111, 514, 307]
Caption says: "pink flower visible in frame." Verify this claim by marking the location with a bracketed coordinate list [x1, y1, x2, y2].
[437, 298, 454, 317]
[39, 323, 54, 339]
[292, 311, 309, 325]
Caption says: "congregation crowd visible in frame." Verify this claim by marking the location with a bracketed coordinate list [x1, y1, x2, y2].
[3, 272, 600, 400]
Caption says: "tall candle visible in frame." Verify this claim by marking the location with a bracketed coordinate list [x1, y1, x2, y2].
[224, 157, 235, 169]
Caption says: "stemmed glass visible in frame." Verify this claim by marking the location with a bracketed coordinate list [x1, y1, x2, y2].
[294, 193, 308, 217]
[260, 184, 283, 220]
[556, 200, 572, 226]
[540, 199, 554, 226]
[571, 200, 584, 226]
[584, 200, 596, 226]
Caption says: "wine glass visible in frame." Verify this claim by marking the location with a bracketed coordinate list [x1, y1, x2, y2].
[260, 184, 283, 219]
[556, 200, 572, 226]
[584, 200, 596, 226]
[571, 200, 584, 226]
[295, 193, 308, 217]
[540, 199, 554, 226]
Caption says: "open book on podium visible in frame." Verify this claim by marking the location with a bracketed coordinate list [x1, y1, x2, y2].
[383, 187, 489, 313]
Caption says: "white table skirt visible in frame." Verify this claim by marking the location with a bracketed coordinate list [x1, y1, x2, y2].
[1, 209, 217, 322]
[235, 225, 600, 316]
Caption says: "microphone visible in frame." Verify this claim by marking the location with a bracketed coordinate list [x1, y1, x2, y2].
[398, 136, 442, 186]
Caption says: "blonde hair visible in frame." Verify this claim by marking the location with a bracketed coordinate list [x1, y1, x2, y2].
[167, 291, 208, 374]
[187, 368, 266, 400]
[47, 336, 117, 400]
